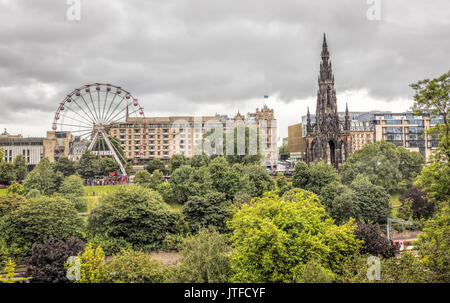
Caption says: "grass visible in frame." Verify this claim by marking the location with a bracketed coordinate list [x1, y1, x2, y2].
[84, 185, 122, 213]
[390, 191, 402, 208]
[0, 188, 7, 196]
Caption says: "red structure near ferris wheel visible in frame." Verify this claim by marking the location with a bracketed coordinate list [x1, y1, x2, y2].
[51, 83, 147, 176]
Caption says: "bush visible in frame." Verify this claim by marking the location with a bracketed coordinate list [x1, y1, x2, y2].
[26, 236, 85, 283]
[23, 158, 64, 195]
[166, 227, 230, 283]
[399, 186, 435, 220]
[0, 194, 26, 218]
[74, 243, 107, 283]
[182, 192, 232, 233]
[354, 223, 398, 258]
[87, 185, 184, 251]
[156, 182, 174, 203]
[1, 196, 85, 256]
[59, 175, 84, 197]
[104, 249, 165, 283]
[228, 191, 361, 282]
[134, 170, 151, 185]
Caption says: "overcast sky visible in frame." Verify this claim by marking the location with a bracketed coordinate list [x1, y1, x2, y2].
[0, 0, 449, 142]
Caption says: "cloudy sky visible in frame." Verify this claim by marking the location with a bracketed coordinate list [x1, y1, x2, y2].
[0, 0, 449, 142]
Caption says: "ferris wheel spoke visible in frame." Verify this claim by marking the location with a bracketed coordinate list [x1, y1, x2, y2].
[64, 103, 95, 126]
[97, 90, 102, 123]
[88, 91, 100, 122]
[106, 97, 126, 123]
[59, 114, 93, 128]
[103, 93, 120, 125]
[57, 122, 92, 130]
[69, 98, 97, 125]
[100, 90, 110, 124]
[105, 106, 128, 125]
[80, 94, 99, 124]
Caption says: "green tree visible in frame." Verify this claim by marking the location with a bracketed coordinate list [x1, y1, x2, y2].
[150, 170, 164, 189]
[399, 186, 435, 220]
[415, 205, 450, 282]
[13, 155, 27, 181]
[182, 192, 232, 233]
[223, 125, 263, 165]
[167, 227, 230, 283]
[0, 259, 30, 283]
[146, 158, 167, 174]
[104, 249, 164, 283]
[87, 185, 183, 251]
[156, 182, 174, 204]
[7, 181, 25, 196]
[75, 243, 107, 283]
[349, 175, 391, 224]
[319, 181, 359, 224]
[59, 175, 87, 212]
[410, 70, 450, 161]
[415, 159, 450, 207]
[0, 161, 16, 185]
[99, 157, 120, 176]
[396, 147, 424, 187]
[208, 157, 240, 200]
[228, 191, 361, 282]
[0, 194, 25, 218]
[23, 158, 64, 195]
[170, 165, 211, 204]
[292, 161, 310, 189]
[340, 141, 402, 193]
[1, 196, 84, 256]
[134, 170, 151, 185]
[241, 164, 275, 197]
[76, 151, 100, 179]
[189, 154, 210, 168]
[53, 157, 76, 177]
[169, 154, 187, 174]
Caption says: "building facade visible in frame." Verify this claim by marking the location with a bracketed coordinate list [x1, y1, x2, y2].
[107, 107, 278, 168]
[287, 123, 306, 161]
[305, 34, 351, 169]
[373, 113, 442, 162]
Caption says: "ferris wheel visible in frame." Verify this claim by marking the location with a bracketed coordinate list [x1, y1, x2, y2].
[51, 83, 147, 176]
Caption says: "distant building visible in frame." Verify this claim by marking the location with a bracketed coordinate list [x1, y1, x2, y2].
[107, 106, 278, 169]
[0, 129, 45, 167]
[287, 123, 306, 161]
[373, 113, 442, 162]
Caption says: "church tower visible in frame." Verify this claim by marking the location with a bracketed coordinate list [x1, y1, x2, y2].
[305, 34, 351, 169]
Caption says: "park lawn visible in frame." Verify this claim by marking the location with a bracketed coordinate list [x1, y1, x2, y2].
[390, 192, 402, 207]
[0, 188, 7, 196]
[84, 185, 122, 213]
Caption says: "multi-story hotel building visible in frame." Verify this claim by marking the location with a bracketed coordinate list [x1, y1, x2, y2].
[107, 106, 278, 169]
[373, 113, 442, 162]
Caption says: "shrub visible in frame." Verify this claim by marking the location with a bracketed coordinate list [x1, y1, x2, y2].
[104, 250, 165, 283]
[0, 194, 26, 218]
[74, 243, 107, 283]
[166, 227, 230, 283]
[354, 223, 398, 258]
[26, 236, 85, 283]
[87, 185, 184, 251]
[182, 192, 232, 233]
[1, 196, 85, 256]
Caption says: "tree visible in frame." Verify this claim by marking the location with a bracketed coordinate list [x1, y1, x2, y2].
[53, 157, 76, 177]
[167, 227, 230, 283]
[208, 157, 240, 200]
[13, 155, 27, 181]
[276, 172, 292, 197]
[170, 165, 211, 204]
[134, 170, 151, 185]
[146, 158, 167, 174]
[278, 143, 290, 160]
[76, 151, 100, 179]
[295, 259, 335, 283]
[399, 186, 435, 220]
[0, 194, 25, 218]
[7, 181, 25, 196]
[0, 161, 16, 185]
[169, 154, 187, 174]
[319, 181, 359, 225]
[354, 223, 398, 258]
[228, 191, 361, 282]
[59, 175, 87, 212]
[104, 249, 164, 283]
[150, 170, 164, 188]
[292, 161, 309, 189]
[292, 161, 339, 195]
[396, 147, 424, 186]
[99, 157, 120, 176]
[415, 204, 450, 282]
[410, 70, 450, 161]
[349, 175, 391, 224]
[87, 185, 183, 251]
[156, 182, 174, 204]
[415, 159, 450, 207]
[182, 192, 232, 233]
[223, 125, 263, 165]
[75, 243, 107, 283]
[340, 141, 402, 193]
[0, 259, 30, 283]
[23, 158, 64, 195]
[241, 164, 275, 197]
[26, 236, 85, 283]
[189, 154, 210, 168]
[1, 196, 84, 256]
